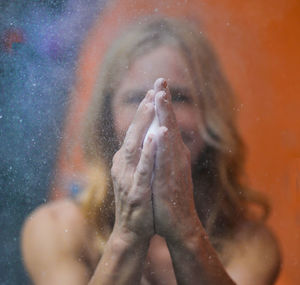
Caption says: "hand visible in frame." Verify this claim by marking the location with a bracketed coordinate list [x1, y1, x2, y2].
[152, 79, 202, 243]
[111, 90, 156, 244]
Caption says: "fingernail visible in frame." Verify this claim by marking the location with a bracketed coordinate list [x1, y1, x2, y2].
[154, 78, 167, 91]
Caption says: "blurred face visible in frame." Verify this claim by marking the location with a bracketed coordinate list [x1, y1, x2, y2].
[112, 45, 204, 163]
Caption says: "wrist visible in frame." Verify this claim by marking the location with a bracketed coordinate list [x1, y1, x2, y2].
[167, 216, 206, 248]
[110, 227, 151, 251]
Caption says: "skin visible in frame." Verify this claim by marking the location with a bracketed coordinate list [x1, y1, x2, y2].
[21, 46, 281, 285]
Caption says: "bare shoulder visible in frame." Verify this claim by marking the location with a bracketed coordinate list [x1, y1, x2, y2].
[21, 199, 92, 284]
[22, 199, 87, 252]
[224, 220, 281, 285]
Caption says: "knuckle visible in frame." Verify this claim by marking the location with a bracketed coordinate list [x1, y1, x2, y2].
[112, 150, 120, 165]
[115, 177, 130, 196]
[111, 153, 120, 179]
[111, 165, 118, 180]
[118, 180, 128, 193]
[127, 195, 140, 209]
[142, 151, 152, 164]
[136, 165, 148, 178]
[125, 139, 136, 157]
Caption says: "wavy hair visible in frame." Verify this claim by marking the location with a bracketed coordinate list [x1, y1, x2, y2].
[78, 17, 269, 252]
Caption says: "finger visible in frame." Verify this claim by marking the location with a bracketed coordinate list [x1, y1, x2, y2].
[154, 126, 171, 178]
[154, 77, 168, 92]
[155, 83, 180, 138]
[133, 134, 156, 191]
[123, 90, 155, 164]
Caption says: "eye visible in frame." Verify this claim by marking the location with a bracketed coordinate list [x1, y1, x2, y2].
[125, 96, 143, 104]
[170, 88, 192, 104]
[123, 90, 145, 105]
[172, 93, 191, 103]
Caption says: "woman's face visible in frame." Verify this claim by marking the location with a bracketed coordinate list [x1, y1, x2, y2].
[112, 45, 204, 163]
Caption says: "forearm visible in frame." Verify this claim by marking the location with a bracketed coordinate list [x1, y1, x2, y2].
[88, 230, 150, 285]
[166, 222, 236, 285]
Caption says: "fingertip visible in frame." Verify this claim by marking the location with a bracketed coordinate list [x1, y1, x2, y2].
[154, 78, 167, 92]
[162, 79, 167, 89]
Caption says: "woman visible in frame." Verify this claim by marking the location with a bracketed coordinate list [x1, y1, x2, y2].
[22, 18, 281, 284]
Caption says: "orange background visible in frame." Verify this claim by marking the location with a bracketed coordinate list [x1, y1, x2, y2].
[53, 1, 300, 284]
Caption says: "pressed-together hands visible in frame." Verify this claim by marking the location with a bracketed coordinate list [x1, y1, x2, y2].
[151, 79, 201, 243]
[111, 89, 156, 243]
[111, 78, 201, 245]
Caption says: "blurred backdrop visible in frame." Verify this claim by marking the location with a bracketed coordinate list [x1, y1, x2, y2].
[0, 1, 105, 283]
[1, 1, 299, 284]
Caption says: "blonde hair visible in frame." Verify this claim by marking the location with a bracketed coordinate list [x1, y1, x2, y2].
[79, 17, 269, 252]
